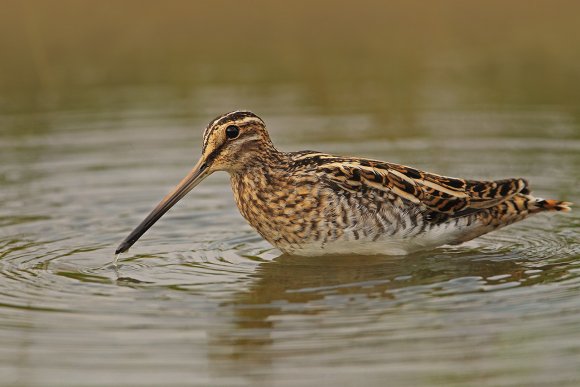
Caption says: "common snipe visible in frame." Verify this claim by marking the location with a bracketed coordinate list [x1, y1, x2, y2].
[116, 111, 571, 256]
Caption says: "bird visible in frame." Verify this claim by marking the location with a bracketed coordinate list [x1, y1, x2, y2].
[115, 110, 572, 257]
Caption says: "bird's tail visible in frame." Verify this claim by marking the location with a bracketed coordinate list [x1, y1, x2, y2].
[530, 198, 573, 213]
[447, 195, 571, 246]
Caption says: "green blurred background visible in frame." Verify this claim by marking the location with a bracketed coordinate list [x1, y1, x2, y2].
[2, 0, 580, 119]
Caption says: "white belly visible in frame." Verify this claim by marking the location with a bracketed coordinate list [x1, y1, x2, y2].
[279, 227, 465, 256]
[274, 213, 496, 256]
[283, 240, 414, 256]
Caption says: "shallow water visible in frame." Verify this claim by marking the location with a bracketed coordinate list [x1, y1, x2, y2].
[1, 84, 579, 386]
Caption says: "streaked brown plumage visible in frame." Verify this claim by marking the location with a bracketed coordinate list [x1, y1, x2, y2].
[116, 111, 572, 256]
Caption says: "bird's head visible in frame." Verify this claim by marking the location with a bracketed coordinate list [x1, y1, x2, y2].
[200, 110, 275, 173]
[115, 110, 275, 254]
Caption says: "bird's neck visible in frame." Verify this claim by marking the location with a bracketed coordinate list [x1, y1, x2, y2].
[231, 143, 289, 177]
[228, 147, 292, 244]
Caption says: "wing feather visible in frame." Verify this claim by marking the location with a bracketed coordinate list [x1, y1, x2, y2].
[315, 157, 529, 217]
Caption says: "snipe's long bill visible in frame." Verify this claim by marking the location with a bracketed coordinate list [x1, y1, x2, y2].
[116, 111, 572, 256]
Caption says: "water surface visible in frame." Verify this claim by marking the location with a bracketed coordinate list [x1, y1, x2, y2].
[1, 85, 579, 386]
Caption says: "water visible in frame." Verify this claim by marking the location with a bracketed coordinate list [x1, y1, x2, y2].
[1, 2, 580, 386]
[1, 85, 579, 386]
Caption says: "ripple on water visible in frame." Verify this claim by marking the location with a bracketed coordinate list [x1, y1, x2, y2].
[0, 104, 579, 385]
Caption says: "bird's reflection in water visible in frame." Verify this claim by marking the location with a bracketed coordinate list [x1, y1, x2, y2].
[207, 248, 535, 378]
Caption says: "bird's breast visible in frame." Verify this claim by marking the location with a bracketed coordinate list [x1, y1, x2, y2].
[229, 171, 468, 255]
[230, 172, 330, 247]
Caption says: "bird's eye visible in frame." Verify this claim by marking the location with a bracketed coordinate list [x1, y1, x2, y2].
[225, 125, 240, 139]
